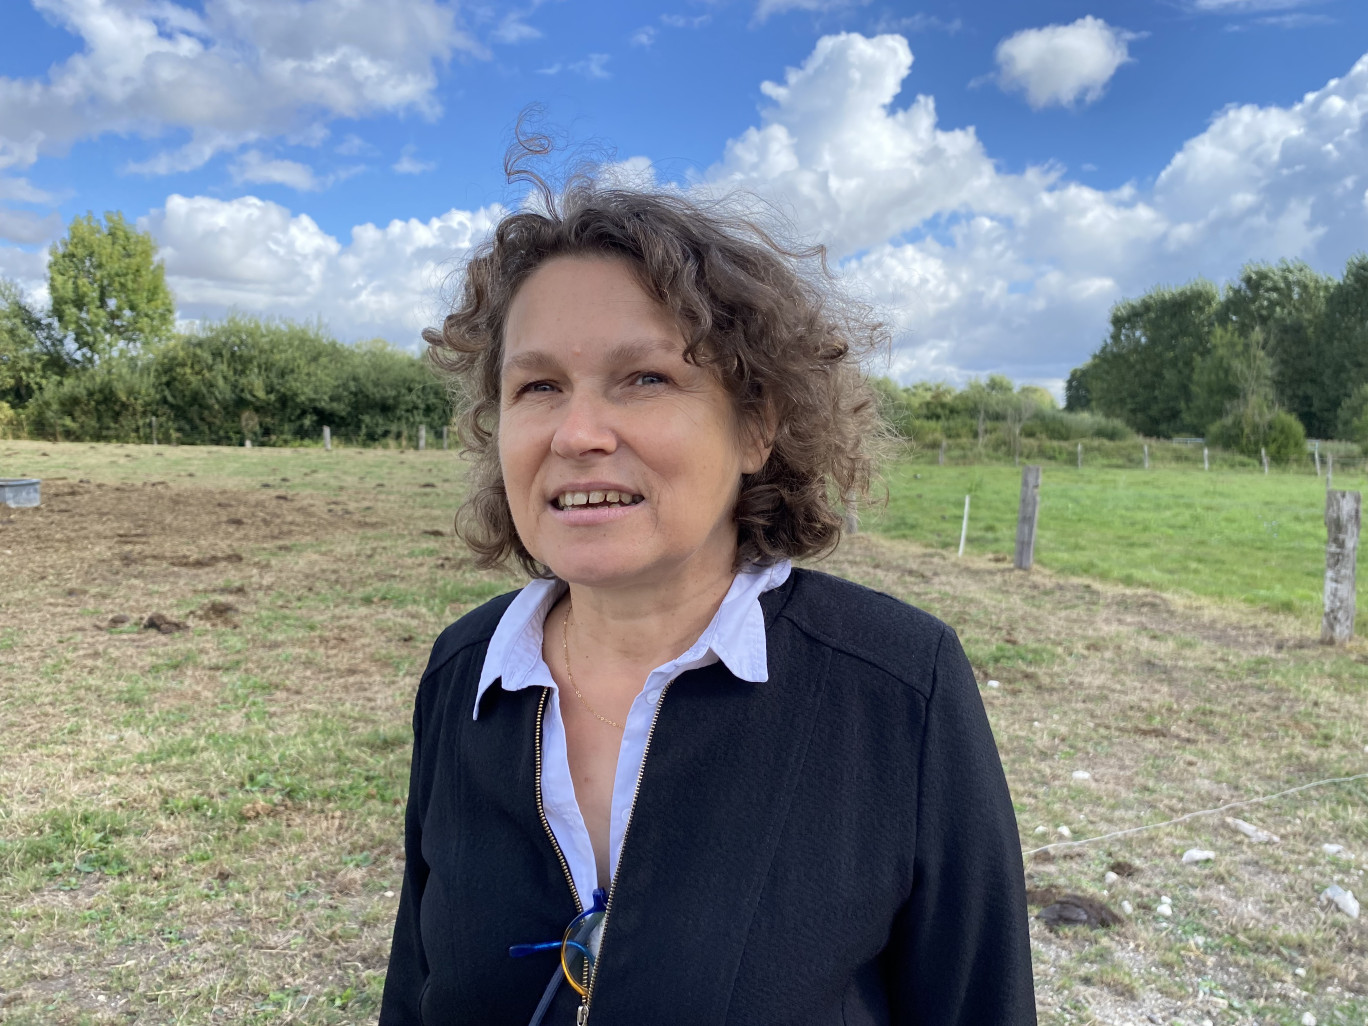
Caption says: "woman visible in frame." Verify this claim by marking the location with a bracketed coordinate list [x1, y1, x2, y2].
[379, 164, 1035, 1025]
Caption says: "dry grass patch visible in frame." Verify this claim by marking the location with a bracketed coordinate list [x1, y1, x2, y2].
[826, 537, 1367, 1026]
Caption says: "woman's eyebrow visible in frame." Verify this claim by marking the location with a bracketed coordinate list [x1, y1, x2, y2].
[502, 337, 683, 376]
[601, 337, 685, 366]
[502, 349, 559, 376]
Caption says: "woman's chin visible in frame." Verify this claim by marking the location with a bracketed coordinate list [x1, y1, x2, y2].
[546, 559, 650, 591]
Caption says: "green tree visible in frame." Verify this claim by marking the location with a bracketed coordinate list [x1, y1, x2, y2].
[26, 351, 157, 442]
[1200, 326, 1307, 460]
[150, 317, 346, 444]
[0, 278, 69, 408]
[1016, 384, 1057, 410]
[1219, 260, 1333, 436]
[1321, 255, 1368, 440]
[48, 212, 175, 364]
[1088, 280, 1220, 437]
[1183, 324, 1260, 434]
[1334, 383, 1368, 448]
[1063, 361, 1093, 412]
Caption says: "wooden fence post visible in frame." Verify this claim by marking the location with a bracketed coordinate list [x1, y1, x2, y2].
[938, 440, 945, 466]
[1077, 442, 1082, 469]
[1014, 465, 1042, 571]
[151, 416, 157, 446]
[1203, 446, 1209, 472]
[418, 425, 427, 451]
[1322, 489, 1361, 644]
[323, 426, 331, 451]
[1143, 443, 1149, 470]
[1261, 447, 1269, 474]
[1315, 442, 1321, 477]
[442, 426, 449, 451]
[958, 495, 970, 557]
[843, 490, 858, 535]
[1327, 451, 1333, 489]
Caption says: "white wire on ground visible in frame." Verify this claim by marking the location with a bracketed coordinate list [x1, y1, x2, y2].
[1022, 771, 1368, 856]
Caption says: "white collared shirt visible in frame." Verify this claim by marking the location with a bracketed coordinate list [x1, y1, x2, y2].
[474, 560, 791, 910]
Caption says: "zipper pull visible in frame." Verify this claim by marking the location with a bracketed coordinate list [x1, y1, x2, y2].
[576, 1001, 589, 1025]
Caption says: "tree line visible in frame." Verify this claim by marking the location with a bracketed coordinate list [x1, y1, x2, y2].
[1066, 257, 1368, 460]
[1, 213, 450, 446]
[870, 373, 1133, 461]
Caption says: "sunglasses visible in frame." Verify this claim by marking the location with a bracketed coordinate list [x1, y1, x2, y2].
[510, 886, 608, 1026]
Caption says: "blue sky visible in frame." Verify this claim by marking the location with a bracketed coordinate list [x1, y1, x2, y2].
[2, 0, 1367, 393]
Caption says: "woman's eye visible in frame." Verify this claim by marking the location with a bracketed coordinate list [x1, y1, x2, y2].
[634, 372, 668, 386]
[516, 380, 557, 395]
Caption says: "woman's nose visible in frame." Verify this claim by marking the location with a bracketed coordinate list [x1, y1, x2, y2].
[550, 391, 618, 458]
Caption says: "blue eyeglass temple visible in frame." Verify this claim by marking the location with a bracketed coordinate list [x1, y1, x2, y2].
[509, 887, 607, 958]
[511, 888, 610, 1026]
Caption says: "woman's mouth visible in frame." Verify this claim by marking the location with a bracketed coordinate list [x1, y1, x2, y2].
[554, 490, 645, 510]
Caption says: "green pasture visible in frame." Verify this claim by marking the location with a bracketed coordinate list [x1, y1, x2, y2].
[870, 460, 1367, 630]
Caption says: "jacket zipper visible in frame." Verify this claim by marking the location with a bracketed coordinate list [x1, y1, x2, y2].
[535, 688, 583, 918]
[579, 677, 674, 1024]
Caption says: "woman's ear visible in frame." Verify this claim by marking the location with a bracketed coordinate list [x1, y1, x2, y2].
[739, 405, 776, 475]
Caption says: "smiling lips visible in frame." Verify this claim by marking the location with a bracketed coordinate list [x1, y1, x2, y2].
[554, 489, 645, 510]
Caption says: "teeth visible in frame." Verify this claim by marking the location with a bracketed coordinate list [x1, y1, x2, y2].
[556, 491, 644, 509]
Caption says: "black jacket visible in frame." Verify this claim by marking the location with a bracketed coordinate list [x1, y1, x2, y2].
[380, 568, 1036, 1025]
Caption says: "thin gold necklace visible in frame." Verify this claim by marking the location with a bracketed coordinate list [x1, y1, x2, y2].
[561, 602, 623, 730]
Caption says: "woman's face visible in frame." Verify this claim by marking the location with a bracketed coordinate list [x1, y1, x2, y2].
[498, 255, 768, 594]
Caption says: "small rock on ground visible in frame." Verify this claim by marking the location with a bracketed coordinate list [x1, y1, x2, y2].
[1320, 884, 1360, 919]
[1225, 816, 1279, 843]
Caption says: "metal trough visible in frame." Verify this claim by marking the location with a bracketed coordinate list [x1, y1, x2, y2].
[0, 478, 40, 508]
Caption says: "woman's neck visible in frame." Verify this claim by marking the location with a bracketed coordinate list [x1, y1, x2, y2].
[561, 558, 739, 674]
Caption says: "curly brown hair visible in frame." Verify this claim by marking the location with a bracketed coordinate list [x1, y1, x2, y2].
[425, 146, 886, 579]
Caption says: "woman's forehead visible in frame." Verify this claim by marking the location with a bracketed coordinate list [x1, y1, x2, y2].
[502, 257, 687, 372]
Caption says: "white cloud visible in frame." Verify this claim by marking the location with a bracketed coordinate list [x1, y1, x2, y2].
[754, 0, 870, 21]
[227, 150, 364, 191]
[540, 53, 612, 79]
[1188, 0, 1320, 10]
[1250, 13, 1335, 27]
[0, 245, 47, 295]
[393, 145, 436, 175]
[125, 133, 259, 177]
[633, 13, 710, 46]
[705, 33, 1368, 384]
[874, 13, 963, 35]
[661, 14, 711, 28]
[141, 194, 505, 344]
[0, 0, 481, 173]
[492, 12, 542, 43]
[336, 134, 377, 157]
[993, 17, 1140, 110]
[0, 208, 61, 245]
[571, 54, 612, 79]
[0, 176, 55, 204]
[707, 34, 1032, 257]
[231, 151, 326, 191]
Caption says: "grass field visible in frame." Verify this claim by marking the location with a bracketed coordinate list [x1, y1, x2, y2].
[872, 458, 1368, 632]
[1, 439, 1365, 1026]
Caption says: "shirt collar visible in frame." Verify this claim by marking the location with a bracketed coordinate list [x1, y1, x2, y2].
[473, 559, 791, 720]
